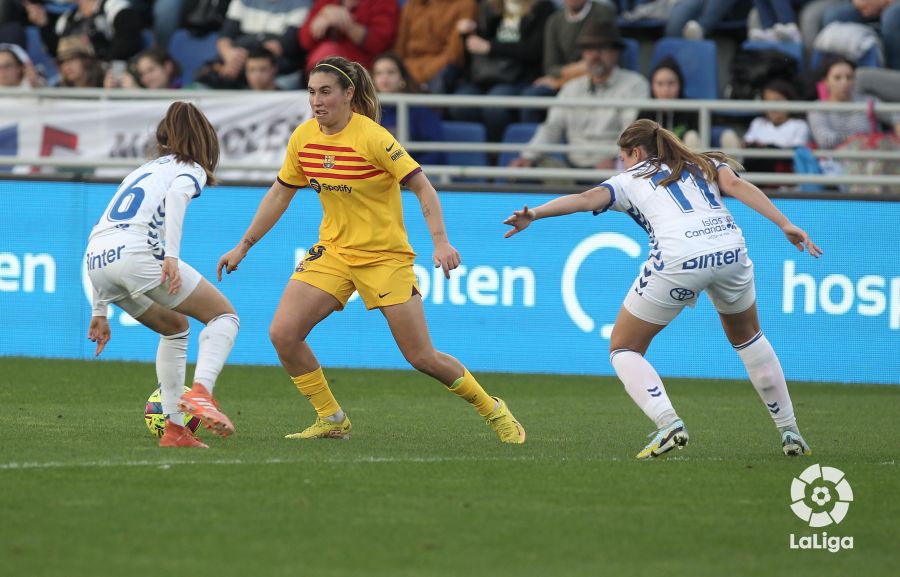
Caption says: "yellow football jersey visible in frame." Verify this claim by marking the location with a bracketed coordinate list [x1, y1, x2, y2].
[277, 113, 422, 259]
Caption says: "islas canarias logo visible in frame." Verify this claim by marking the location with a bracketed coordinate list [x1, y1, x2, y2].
[561, 232, 641, 339]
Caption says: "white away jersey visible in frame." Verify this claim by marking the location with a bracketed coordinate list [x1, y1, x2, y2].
[89, 155, 205, 256]
[596, 159, 745, 265]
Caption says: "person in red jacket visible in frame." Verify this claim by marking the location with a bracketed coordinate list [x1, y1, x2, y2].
[299, 0, 398, 73]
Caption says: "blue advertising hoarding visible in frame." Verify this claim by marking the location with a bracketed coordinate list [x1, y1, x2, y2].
[0, 179, 897, 384]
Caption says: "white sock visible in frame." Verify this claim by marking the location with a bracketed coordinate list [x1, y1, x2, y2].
[158, 329, 189, 423]
[325, 409, 345, 423]
[735, 331, 796, 429]
[611, 349, 678, 429]
[193, 313, 239, 393]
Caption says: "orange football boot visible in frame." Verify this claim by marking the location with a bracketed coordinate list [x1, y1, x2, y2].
[159, 422, 209, 448]
[178, 383, 235, 438]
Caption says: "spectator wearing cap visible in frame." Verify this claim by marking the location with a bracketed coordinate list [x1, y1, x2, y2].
[0, 42, 45, 88]
[55, 34, 104, 87]
[509, 19, 649, 169]
[522, 0, 617, 121]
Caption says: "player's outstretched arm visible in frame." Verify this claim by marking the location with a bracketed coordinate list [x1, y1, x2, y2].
[405, 171, 460, 279]
[503, 186, 611, 238]
[717, 167, 822, 258]
[217, 181, 298, 280]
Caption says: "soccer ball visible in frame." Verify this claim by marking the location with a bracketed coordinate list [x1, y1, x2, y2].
[144, 385, 202, 438]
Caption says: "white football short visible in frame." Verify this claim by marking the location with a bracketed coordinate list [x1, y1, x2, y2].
[623, 246, 756, 326]
[86, 231, 202, 318]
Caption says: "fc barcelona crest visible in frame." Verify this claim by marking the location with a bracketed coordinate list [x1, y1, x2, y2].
[323, 155, 335, 169]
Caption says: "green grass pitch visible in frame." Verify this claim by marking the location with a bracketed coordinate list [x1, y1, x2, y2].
[0, 357, 897, 577]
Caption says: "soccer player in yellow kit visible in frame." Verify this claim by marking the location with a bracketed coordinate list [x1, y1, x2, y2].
[217, 56, 525, 443]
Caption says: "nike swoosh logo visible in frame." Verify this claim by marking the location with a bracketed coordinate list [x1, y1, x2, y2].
[378, 291, 392, 298]
[385, 143, 395, 152]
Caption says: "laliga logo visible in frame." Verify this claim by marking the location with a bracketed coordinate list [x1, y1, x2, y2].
[81, 261, 140, 326]
[562, 233, 641, 339]
[790, 464, 853, 527]
[789, 464, 854, 553]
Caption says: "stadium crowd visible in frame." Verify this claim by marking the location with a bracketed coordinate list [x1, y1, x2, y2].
[1, 0, 898, 184]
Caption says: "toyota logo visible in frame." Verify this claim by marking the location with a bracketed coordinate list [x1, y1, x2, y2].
[669, 287, 695, 301]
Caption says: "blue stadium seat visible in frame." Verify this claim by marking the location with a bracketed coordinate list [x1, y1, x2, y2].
[741, 39, 804, 73]
[498, 122, 569, 167]
[711, 125, 727, 148]
[25, 26, 58, 86]
[496, 122, 569, 183]
[650, 38, 718, 99]
[440, 121, 488, 181]
[168, 29, 219, 86]
[498, 122, 540, 168]
[620, 37, 639, 72]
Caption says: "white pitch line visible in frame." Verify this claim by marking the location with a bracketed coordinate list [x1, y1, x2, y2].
[3, 455, 893, 471]
[0, 455, 590, 470]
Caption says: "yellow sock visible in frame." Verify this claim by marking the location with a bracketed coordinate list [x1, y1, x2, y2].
[449, 369, 496, 417]
[291, 367, 341, 418]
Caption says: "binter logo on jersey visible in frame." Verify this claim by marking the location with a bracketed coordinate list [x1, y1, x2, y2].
[681, 248, 742, 270]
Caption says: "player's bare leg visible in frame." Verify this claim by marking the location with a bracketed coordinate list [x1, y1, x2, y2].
[269, 279, 340, 375]
[380, 294, 525, 443]
[272, 280, 351, 439]
[379, 294, 464, 385]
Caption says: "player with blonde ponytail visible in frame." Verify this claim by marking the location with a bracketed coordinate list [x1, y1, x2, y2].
[504, 119, 822, 459]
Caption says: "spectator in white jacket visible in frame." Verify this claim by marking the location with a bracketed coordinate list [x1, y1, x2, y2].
[508, 20, 648, 170]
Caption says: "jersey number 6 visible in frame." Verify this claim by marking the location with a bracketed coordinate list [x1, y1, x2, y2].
[108, 173, 151, 221]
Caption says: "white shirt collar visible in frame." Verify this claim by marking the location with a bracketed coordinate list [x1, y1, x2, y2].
[566, 1, 593, 23]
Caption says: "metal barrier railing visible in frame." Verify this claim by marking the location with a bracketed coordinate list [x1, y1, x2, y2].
[3, 88, 900, 189]
[3, 155, 896, 190]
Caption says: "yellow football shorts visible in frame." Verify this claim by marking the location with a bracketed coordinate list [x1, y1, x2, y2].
[290, 243, 420, 310]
